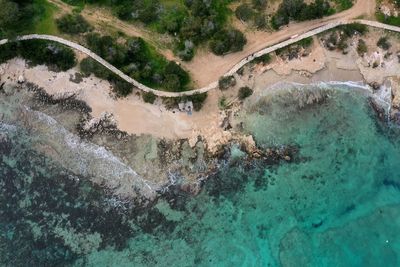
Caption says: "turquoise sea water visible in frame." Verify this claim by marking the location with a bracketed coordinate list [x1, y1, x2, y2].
[2, 84, 400, 266]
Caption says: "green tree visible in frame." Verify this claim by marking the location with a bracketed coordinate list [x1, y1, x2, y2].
[0, 0, 19, 36]
[235, 4, 254, 22]
[56, 13, 92, 34]
[142, 91, 157, 104]
[210, 29, 247, 55]
[163, 74, 181, 92]
[377, 37, 391, 50]
[252, 0, 267, 10]
[238, 86, 253, 100]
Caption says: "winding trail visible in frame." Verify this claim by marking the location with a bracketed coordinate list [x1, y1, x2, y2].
[2, 20, 400, 97]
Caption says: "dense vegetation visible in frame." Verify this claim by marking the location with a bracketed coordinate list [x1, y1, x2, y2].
[0, 0, 58, 37]
[272, 0, 333, 29]
[142, 92, 157, 104]
[72, 0, 246, 60]
[0, 0, 36, 37]
[83, 33, 190, 92]
[235, 1, 268, 29]
[238, 86, 253, 100]
[56, 13, 92, 34]
[80, 57, 133, 96]
[0, 40, 76, 71]
[209, 29, 247, 55]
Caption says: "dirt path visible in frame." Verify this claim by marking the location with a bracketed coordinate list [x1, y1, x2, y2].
[5, 18, 399, 98]
[47, 0, 178, 61]
[183, 0, 376, 86]
[48, 0, 375, 85]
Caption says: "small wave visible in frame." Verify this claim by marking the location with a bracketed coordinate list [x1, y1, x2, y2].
[259, 81, 372, 97]
[22, 107, 157, 199]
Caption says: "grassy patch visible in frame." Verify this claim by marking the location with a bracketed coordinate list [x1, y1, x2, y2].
[33, 0, 59, 35]
[376, 12, 400, 27]
[334, 0, 354, 11]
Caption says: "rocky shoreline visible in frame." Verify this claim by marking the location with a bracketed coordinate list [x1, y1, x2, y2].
[1, 81, 309, 202]
[5, 79, 397, 206]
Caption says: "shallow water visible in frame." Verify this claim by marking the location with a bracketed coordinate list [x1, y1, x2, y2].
[1, 84, 400, 266]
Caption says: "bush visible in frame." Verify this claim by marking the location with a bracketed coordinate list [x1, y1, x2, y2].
[112, 78, 133, 97]
[210, 29, 247, 55]
[357, 39, 367, 56]
[297, 37, 313, 48]
[56, 13, 91, 34]
[339, 23, 368, 37]
[185, 92, 208, 111]
[0, 42, 18, 64]
[142, 91, 157, 104]
[164, 61, 190, 87]
[84, 33, 191, 92]
[238, 86, 253, 100]
[254, 53, 271, 65]
[252, 0, 267, 10]
[272, 0, 331, 29]
[80, 57, 113, 80]
[235, 4, 254, 22]
[377, 37, 391, 50]
[219, 75, 236, 90]
[254, 13, 267, 29]
[163, 74, 181, 92]
[18, 40, 76, 71]
[218, 96, 228, 110]
[0, 40, 76, 71]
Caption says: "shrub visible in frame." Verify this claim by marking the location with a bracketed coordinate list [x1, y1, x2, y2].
[252, 0, 267, 10]
[184, 92, 208, 111]
[142, 91, 157, 104]
[254, 13, 267, 29]
[296, 37, 313, 49]
[112, 78, 133, 97]
[164, 61, 190, 87]
[238, 86, 253, 100]
[56, 13, 91, 34]
[235, 4, 254, 22]
[377, 37, 391, 50]
[210, 29, 247, 55]
[0, 40, 76, 71]
[339, 23, 368, 37]
[219, 75, 236, 90]
[218, 96, 228, 110]
[84, 33, 191, 92]
[163, 74, 181, 92]
[254, 54, 271, 65]
[357, 39, 367, 56]
[18, 40, 76, 71]
[0, 42, 18, 64]
[80, 57, 112, 80]
[272, 0, 331, 28]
